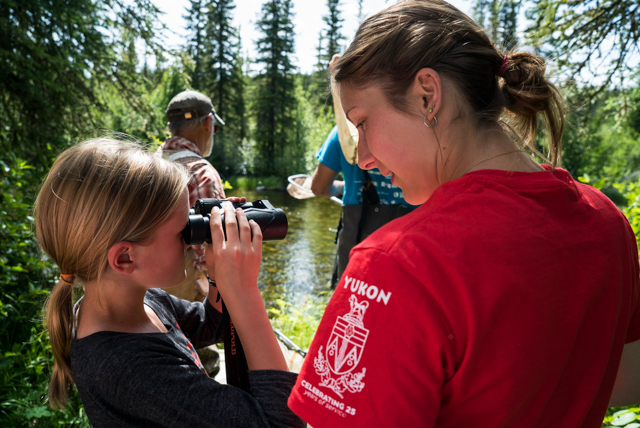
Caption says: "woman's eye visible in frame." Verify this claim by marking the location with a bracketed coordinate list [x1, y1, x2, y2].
[356, 121, 365, 129]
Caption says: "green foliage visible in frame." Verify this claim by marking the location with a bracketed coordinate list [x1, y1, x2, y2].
[0, 0, 164, 170]
[294, 78, 335, 172]
[0, 158, 42, 294]
[253, 0, 300, 177]
[268, 293, 331, 350]
[185, 0, 206, 90]
[603, 407, 640, 427]
[308, 0, 345, 113]
[614, 180, 640, 248]
[526, 0, 640, 99]
[0, 154, 89, 426]
[229, 175, 285, 190]
[319, 0, 345, 67]
[200, 0, 247, 177]
[183, 0, 248, 168]
[561, 83, 640, 183]
[1, 326, 89, 427]
[473, 0, 520, 50]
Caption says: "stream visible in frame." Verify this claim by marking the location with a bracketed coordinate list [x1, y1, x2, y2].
[229, 188, 342, 308]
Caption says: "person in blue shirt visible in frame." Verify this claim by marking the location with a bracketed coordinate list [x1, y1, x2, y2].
[311, 125, 417, 288]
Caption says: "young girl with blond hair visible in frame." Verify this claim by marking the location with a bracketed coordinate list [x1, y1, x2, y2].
[288, 1, 640, 426]
[35, 139, 304, 427]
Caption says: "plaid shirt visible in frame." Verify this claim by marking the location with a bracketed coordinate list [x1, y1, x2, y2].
[158, 136, 226, 270]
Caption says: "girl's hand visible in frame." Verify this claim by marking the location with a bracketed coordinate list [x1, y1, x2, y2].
[205, 201, 263, 300]
[204, 196, 246, 283]
[204, 201, 287, 372]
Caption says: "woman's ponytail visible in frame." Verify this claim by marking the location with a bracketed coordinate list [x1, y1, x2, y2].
[500, 52, 565, 167]
[44, 276, 75, 409]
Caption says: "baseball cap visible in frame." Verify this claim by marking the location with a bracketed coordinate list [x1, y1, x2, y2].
[166, 90, 225, 125]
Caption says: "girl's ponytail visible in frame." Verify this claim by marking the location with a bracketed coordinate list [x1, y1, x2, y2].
[44, 276, 75, 409]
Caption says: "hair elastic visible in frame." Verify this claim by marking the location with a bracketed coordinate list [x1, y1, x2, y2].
[60, 273, 75, 285]
[498, 54, 509, 77]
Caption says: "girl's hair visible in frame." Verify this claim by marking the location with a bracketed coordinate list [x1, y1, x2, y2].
[34, 138, 189, 409]
[333, 0, 565, 166]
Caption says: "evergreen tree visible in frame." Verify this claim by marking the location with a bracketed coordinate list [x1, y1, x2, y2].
[473, 0, 519, 51]
[184, 0, 206, 91]
[310, 0, 345, 112]
[254, 0, 300, 177]
[320, 0, 345, 67]
[0, 0, 163, 169]
[357, 0, 365, 24]
[202, 0, 246, 176]
[527, 0, 640, 100]
[498, 0, 519, 51]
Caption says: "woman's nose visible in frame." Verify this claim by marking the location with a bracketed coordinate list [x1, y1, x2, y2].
[357, 137, 376, 170]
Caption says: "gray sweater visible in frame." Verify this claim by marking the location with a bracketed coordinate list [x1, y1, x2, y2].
[70, 289, 305, 428]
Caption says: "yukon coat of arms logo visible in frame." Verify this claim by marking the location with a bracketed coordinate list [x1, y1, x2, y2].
[314, 295, 368, 398]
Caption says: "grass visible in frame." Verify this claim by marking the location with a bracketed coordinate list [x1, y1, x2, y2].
[267, 291, 332, 351]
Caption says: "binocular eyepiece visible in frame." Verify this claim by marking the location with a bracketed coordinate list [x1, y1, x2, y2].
[181, 198, 288, 245]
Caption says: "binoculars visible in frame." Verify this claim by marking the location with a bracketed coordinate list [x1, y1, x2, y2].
[181, 198, 288, 245]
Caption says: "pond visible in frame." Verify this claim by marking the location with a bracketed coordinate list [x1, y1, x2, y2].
[230, 188, 342, 308]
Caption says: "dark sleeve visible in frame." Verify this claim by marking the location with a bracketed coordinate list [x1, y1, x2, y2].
[72, 334, 305, 428]
[248, 371, 304, 428]
[147, 289, 223, 348]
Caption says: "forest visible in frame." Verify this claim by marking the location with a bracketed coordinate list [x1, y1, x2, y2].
[2, 0, 640, 425]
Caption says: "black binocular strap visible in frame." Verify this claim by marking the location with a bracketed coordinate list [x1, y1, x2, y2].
[356, 170, 381, 243]
[211, 281, 251, 392]
[222, 301, 250, 392]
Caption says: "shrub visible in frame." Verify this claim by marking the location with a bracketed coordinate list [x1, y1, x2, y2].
[0, 154, 89, 426]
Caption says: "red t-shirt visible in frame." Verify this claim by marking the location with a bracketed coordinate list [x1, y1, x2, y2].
[288, 167, 640, 427]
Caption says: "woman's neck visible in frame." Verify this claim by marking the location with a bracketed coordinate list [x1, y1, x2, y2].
[442, 125, 543, 182]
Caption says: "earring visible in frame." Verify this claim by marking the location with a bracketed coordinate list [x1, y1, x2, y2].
[423, 115, 438, 128]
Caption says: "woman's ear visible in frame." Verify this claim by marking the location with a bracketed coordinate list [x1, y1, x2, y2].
[108, 242, 135, 275]
[414, 68, 442, 117]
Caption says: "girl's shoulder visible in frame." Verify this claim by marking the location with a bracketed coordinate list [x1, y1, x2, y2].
[71, 327, 179, 386]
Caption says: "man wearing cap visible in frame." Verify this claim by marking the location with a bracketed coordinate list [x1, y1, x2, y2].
[158, 90, 226, 303]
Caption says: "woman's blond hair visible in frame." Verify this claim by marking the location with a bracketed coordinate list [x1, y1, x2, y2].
[334, 0, 565, 166]
[34, 138, 189, 409]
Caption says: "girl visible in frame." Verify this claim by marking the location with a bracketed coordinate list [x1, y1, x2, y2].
[35, 139, 304, 427]
[288, 1, 640, 427]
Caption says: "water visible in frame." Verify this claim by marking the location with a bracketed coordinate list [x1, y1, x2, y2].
[230, 189, 342, 307]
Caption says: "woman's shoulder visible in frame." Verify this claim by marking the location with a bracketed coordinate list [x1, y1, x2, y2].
[350, 168, 580, 254]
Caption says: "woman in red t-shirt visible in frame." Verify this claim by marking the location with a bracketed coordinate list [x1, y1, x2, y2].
[288, 1, 640, 426]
